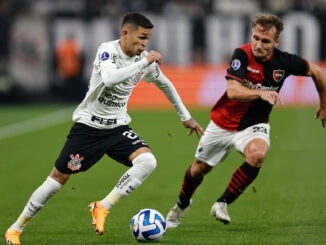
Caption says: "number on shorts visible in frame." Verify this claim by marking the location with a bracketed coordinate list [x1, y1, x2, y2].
[252, 126, 267, 134]
[122, 130, 139, 140]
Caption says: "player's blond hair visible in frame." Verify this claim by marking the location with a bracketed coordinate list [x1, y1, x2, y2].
[251, 14, 284, 39]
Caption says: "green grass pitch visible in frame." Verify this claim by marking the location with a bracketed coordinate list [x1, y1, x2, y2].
[0, 105, 325, 244]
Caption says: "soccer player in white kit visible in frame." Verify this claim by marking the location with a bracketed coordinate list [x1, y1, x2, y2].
[4, 13, 203, 244]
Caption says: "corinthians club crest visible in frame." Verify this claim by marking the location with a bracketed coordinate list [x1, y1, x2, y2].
[273, 69, 285, 82]
[68, 154, 84, 171]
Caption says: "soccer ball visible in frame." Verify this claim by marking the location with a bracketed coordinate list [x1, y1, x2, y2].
[130, 208, 166, 242]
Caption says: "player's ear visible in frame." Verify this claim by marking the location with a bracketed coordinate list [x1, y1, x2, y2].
[122, 29, 128, 36]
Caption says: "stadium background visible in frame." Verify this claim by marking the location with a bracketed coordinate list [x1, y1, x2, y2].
[1, 1, 326, 244]
[0, 0, 325, 106]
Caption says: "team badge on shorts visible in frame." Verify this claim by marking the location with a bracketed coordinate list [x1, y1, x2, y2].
[273, 69, 285, 82]
[68, 154, 84, 171]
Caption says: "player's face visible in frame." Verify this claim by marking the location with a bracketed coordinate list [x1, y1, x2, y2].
[251, 24, 280, 61]
[122, 26, 152, 56]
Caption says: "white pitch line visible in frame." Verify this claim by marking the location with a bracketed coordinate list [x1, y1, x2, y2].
[0, 106, 75, 140]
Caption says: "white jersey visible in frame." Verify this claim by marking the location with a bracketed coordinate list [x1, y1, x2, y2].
[72, 39, 191, 129]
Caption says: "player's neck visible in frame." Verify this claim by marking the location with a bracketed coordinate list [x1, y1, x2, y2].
[119, 40, 133, 58]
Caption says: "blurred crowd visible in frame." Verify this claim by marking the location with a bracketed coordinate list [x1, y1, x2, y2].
[1, 0, 326, 18]
[1, 0, 326, 103]
[1, 0, 326, 64]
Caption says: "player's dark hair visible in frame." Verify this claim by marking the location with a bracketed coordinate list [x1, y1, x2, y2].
[121, 13, 154, 29]
[251, 13, 283, 39]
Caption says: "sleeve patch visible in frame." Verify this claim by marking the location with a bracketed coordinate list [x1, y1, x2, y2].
[231, 59, 241, 70]
[101, 52, 110, 61]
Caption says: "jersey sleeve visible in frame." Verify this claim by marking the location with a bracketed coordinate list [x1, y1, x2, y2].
[142, 61, 161, 83]
[97, 44, 149, 87]
[97, 45, 118, 72]
[285, 53, 309, 76]
[225, 48, 248, 82]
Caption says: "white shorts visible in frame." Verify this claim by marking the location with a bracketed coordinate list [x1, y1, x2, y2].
[195, 121, 270, 167]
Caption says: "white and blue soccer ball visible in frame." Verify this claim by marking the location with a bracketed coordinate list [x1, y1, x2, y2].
[130, 208, 166, 242]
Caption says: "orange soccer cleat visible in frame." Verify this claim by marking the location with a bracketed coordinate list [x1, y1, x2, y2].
[88, 201, 110, 235]
[4, 229, 21, 245]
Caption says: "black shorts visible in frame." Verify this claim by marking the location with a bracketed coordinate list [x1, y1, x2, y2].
[55, 123, 149, 174]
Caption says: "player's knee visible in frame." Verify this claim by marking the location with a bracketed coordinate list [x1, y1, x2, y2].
[132, 152, 157, 174]
[191, 159, 212, 178]
[246, 150, 267, 167]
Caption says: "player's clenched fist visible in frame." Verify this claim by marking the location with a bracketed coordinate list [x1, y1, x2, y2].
[146, 50, 162, 65]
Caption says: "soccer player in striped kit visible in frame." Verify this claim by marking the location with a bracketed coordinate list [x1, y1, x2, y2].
[166, 13, 326, 228]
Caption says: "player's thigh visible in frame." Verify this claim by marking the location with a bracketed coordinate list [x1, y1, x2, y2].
[55, 123, 110, 174]
[195, 121, 233, 167]
[106, 126, 150, 167]
[233, 123, 271, 155]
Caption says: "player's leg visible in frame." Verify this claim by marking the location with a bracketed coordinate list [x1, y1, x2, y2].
[5, 167, 69, 244]
[90, 148, 156, 235]
[213, 124, 270, 224]
[166, 121, 232, 228]
[5, 123, 108, 244]
[99, 147, 156, 210]
[166, 159, 212, 228]
[89, 127, 156, 235]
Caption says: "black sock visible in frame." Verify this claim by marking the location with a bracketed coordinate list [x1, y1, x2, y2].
[177, 166, 203, 209]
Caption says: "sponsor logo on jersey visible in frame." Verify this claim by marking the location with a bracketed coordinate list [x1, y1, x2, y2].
[91, 115, 117, 125]
[273, 69, 285, 82]
[101, 52, 110, 61]
[98, 87, 127, 108]
[111, 53, 118, 63]
[231, 59, 241, 70]
[242, 79, 279, 91]
[132, 72, 143, 85]
[68, 154, 84, 171]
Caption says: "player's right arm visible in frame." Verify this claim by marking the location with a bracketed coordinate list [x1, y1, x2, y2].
[227, 79, 283, 105]
[225, 48, 282, 105]
[99, 46, 159, 87]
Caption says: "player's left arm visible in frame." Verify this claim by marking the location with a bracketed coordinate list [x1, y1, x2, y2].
[143, 64, 204, 138]
[307, 61, 326, 127]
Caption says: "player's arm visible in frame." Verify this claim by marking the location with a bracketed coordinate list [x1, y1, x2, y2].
[225, 48, 282, 105]
[227, 79, 283, 105]
[306, 61, 326, 127]
[154, 75, 203, 138]
[144, 61, 203, 138]
[100, 50, 161, 87]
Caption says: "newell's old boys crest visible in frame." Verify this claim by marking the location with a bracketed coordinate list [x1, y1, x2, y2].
[68, 154, 84, 171]
[273, 69, 285, 82]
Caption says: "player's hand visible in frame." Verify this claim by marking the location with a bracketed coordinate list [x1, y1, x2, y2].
[259, 90, 283, 105]
[146, 50, 162, 65]
[182, 118, 204, 139]
[314, 106, 326, 128]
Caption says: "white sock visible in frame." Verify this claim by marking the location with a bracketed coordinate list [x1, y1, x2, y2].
[100, 153, 156, 210]
[10, 176, 62, 232]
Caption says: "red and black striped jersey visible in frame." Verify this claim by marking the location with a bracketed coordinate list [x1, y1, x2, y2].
[210, 43, 309, 132]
